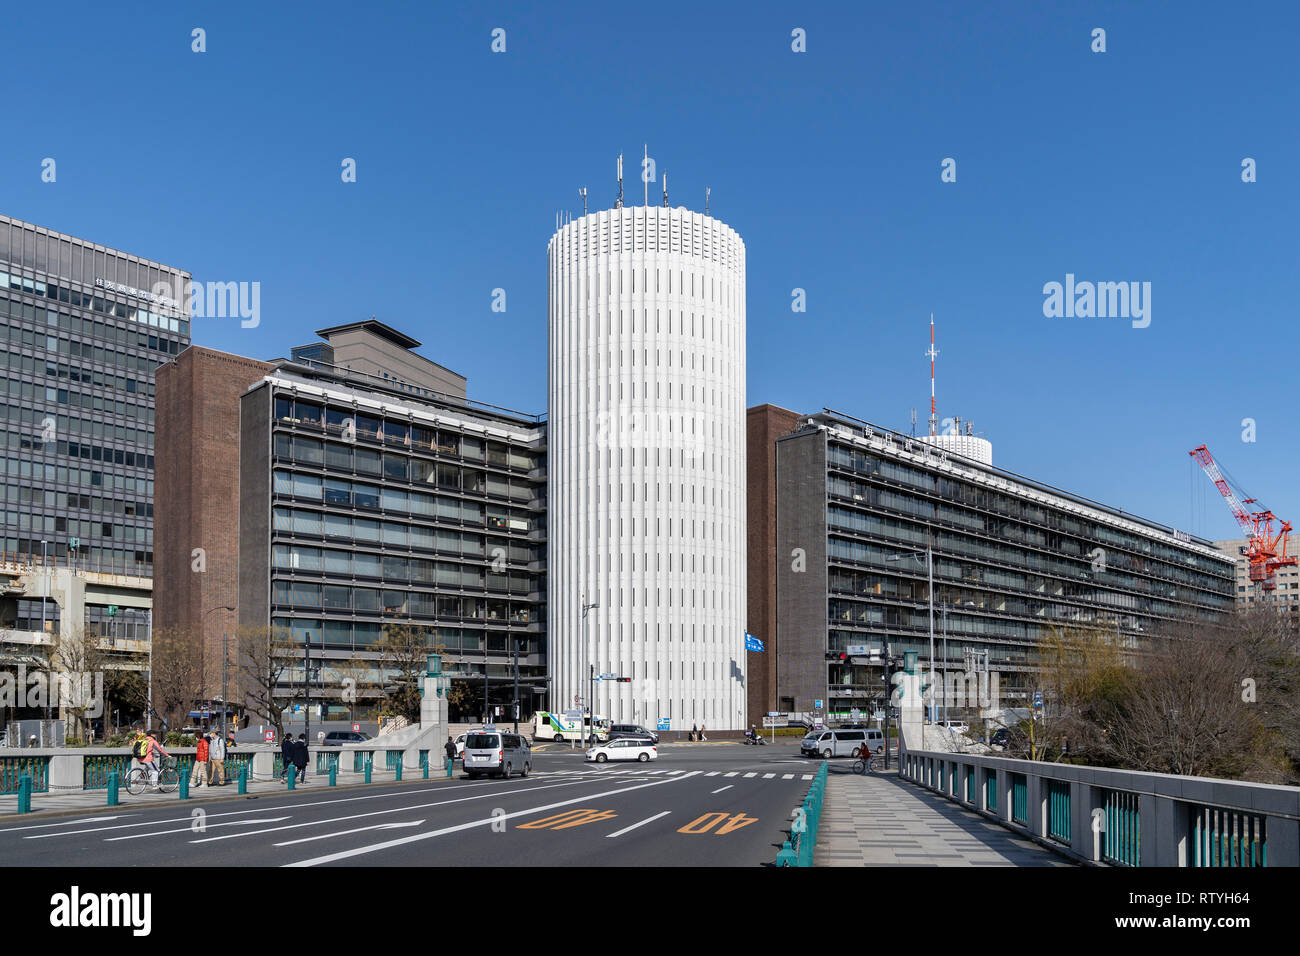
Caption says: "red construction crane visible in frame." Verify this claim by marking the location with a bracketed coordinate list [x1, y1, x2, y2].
[1189, 444, 1297, 590]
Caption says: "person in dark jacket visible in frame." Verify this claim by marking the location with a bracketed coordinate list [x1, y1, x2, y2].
[444, 735, 457, 767]
[281, 731, 296, 781]
[293, 733, 309, 783]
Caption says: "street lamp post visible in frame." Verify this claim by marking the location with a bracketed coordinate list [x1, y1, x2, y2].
[886, 543, 937, 725]
[580, 595, 599, 747]
[204, 606, 236, 735]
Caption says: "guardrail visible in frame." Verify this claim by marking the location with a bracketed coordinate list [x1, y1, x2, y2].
[900, 749, 1300, 867]
[776, 761, 828, 867]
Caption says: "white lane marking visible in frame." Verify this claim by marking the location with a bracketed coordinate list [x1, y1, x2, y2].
[191, 779, 595, 844]
[743, 773, 757, 779]
[802, 775, 813, 781]
[783, 774, 795, 780]
[286, 772, 703, 867]
[274, 820, 425, 846]
[0, 815, 125, 834]
[724, 772, 738, 778]
[21, 779, 494, 840]
[711, 785, 733, 794]
[646, 770, 667, 775]
[763, 773, 775, 779]
[704, 771, 720, 777]
[105, 817, 292, 842]
[605, 811, 671, 838]
[666, 770, 683, 775]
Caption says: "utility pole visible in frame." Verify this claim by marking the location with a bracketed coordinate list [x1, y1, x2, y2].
[580, 596, 599, 746]
[513, 639, 520, 734]
[304, 632, 311, 744]
[483, 640, 489, 725]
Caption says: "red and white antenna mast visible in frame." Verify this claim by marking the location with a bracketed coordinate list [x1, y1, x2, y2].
[926, 314, 939, 436]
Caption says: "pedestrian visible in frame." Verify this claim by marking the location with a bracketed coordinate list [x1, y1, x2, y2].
[136, 730, 171, 789]
[191, 730, 210, 788]
[690, 723, 698, 742]
[293, 733, 309, 784]
[700, 723, 707, 742]
[208, 727, 227, 786]
[281, 730, 296, 782]
[444, 734, 456, 768]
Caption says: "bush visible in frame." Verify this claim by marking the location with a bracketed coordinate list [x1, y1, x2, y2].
[164, 732, 195, 747]
[105, 734, 127, 748]
[65, 736, 85, 747]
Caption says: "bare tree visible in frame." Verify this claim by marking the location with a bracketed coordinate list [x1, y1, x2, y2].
[1029, 626, 1131, 762]
[148, 625, 206, 733]
[235, 624, 297, 740]
[375, 623, 440, 724]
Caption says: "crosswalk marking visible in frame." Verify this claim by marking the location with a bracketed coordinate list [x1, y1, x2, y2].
[783, 774, 794, 780]
[705, 771, 720, 777]
[666, 770, 683, 776]
[743, 773, 757, 779]
[763, 773, 775, 779]
[802, 774, 813, 781]
[724, 772, 738, 778]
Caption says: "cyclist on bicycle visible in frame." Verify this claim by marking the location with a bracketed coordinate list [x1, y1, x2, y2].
[137, 730, 172, 789]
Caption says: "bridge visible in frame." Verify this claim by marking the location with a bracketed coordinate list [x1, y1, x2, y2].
[814, 748, 1296, 867]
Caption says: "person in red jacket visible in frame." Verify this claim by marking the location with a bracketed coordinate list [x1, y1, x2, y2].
[191, 731, 210, 788]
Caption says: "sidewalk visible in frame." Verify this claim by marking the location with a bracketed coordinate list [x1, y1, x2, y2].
[815, 767, 1072, 866]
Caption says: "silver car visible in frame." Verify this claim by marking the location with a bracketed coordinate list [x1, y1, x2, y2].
[462, 731, 531, 779]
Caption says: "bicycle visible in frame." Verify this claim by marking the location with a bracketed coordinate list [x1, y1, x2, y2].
[125, 757, 180, 795]
[851, 755, 882, 775]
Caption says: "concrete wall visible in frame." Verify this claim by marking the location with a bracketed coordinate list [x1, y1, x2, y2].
[237, 384, 273, 639]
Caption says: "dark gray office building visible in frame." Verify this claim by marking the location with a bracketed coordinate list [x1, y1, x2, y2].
[0, 214, 189, 639]
[237, 322, 546, 718]
[772, 410, 1236, 720]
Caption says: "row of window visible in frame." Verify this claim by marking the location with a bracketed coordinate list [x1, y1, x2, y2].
[272, 477, 537, 532]
[0, 315, 177, 377]
[4, 486, 152, 519]
[274, 396, 539, 469]
[271, 617, 544, 654]
[272, 543, 534, 591]
[828, 442, 1231, 580]
[3, 536, 151, 571]
[271, 581, 534, 622]
[4, 407, 154, 450]
[0, 456, 154, 498]
[0, 270, 187, 334]
[827, 506, 1229, 605]
[273, 435, 534, 500]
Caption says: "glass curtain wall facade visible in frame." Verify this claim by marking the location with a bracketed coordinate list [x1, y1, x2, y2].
[776, 413, 1236, 718]
[240, 371, 546, 718]
[0, 215, 189, 634]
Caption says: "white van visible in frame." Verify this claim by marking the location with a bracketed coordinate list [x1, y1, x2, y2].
[801, 728, 884, 759]
[462, 730, 531, 779]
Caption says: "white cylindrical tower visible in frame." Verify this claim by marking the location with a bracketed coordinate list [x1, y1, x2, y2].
[548, 203, 746, 731]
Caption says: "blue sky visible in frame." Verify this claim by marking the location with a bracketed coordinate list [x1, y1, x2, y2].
[2, 1, 1296, 542]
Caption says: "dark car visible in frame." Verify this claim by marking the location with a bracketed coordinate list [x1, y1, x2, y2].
[608, 724, 659, 744]
[989, 728, 1025, 752]
[321, 731, 372, 746]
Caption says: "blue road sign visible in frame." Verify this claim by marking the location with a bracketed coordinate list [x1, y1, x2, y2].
[745, 632, 765, 653]
[657, 718, 670, 731]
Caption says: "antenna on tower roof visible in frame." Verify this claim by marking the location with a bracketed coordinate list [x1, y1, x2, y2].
[705, 186, 710, 215]
[579, 187, 587, 215]
[662, 171, 669, 208]
[910, 408, 917, 438]
[615, 154, 624, 209]
[926, 314, 939, 437]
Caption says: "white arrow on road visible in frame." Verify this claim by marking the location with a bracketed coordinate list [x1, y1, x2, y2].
[0, 816, 124, 834]
[274, 820, 426, 847]
[104, 817, 292, 842]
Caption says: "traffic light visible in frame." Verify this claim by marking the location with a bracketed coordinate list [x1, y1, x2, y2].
[615, 677, 632, 682]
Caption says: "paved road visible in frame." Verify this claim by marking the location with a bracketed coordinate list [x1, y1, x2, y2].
[0, 743, 822, 867]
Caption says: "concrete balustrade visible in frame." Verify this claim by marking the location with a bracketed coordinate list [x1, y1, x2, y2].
[899, 748, 1300, 866]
